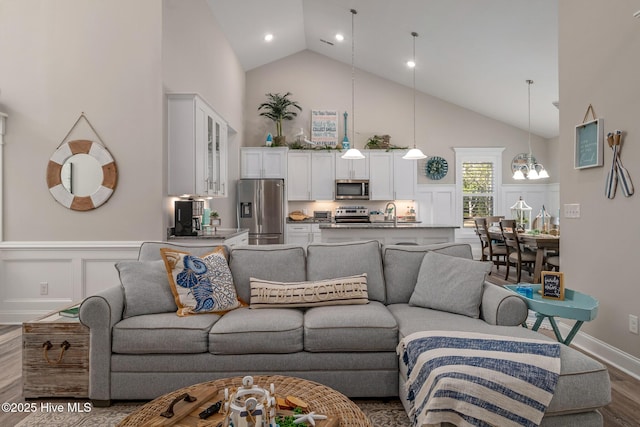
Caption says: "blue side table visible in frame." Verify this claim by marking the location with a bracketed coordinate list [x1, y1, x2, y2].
[505, 284, 599, 345]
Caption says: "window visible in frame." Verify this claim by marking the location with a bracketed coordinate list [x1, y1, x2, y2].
[462, 162, 494, 228]
[454, 147, 504, 233]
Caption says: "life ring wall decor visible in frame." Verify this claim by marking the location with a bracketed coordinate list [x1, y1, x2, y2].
[46, 139, 117, 211]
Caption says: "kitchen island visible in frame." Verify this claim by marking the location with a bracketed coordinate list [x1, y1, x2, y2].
[167, 228, 249, 246]
[319, 223, 457, 245]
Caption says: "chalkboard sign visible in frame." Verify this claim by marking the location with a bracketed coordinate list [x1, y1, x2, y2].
[575, 118, 603, 169]
[542, 271, 565, 300]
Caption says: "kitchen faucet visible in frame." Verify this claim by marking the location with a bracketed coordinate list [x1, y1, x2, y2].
[384, 202, 398, 226]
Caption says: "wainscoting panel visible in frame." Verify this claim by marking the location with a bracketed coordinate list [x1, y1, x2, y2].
[83, 258, 130, 299]
[0, 241, 141, 324]
[415, 184, 456, 226]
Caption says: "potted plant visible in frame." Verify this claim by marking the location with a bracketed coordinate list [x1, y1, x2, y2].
[210, 211, 220, 226]
[258, 92, 302, 146]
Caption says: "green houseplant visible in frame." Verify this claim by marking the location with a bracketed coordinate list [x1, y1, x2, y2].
[258, 92, 302, 146]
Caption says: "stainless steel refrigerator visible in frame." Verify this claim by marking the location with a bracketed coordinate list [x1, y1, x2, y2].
[237, 179, 285, 245]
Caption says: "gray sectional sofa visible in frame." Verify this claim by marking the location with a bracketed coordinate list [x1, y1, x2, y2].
[79, 240, 611, 426]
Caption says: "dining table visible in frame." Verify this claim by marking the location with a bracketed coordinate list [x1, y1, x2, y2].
[489, 228, 559, 283]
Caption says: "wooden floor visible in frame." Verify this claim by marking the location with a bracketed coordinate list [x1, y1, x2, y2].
[2, 300, 640, 426]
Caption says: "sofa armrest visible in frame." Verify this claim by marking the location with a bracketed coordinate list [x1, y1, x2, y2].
[480, 282, 528, 326]
[79, 286, 124, 403]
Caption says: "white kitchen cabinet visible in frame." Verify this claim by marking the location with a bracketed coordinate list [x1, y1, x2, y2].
[287, 152, 312, 200]
[393, 150, 417, 200]
[367, 151, 416, 200]
[168, 93, 228, 197]
[311, 151, 335, 200]
[286, 223, 322, 244]
[369, 152, 394, 200]
[287, 151, 335, 201]
[335, 152, 369, 179]
[241, 147, 288, 179]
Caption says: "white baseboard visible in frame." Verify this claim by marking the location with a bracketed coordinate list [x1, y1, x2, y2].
[559, 322, 640, 381]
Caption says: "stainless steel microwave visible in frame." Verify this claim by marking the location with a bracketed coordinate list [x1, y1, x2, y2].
[335, 179, 369, 200]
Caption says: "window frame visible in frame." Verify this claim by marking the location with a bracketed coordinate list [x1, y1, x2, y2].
[454, 147, 505, 238]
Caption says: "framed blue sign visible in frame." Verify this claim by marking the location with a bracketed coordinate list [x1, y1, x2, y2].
[575, 118, 603, 169]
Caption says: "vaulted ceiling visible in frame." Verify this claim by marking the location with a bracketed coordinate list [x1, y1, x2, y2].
[207, 0, 559, 138]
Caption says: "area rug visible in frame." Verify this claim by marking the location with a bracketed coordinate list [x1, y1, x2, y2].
[16, 398, 410, 426]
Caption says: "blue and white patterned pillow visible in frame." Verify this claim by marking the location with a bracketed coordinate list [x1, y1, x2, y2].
[161, 247, 242, 316]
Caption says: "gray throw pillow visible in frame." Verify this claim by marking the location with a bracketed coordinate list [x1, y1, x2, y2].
[409, 251, 491, 318]
[116, 260, 177, 318]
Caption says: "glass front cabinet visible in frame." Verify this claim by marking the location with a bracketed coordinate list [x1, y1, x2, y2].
[168, 93, 228, 197]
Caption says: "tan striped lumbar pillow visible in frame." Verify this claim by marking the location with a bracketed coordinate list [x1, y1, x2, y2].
[249, 274, 368, 308]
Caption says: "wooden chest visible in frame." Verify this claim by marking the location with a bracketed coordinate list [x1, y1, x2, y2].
[22, 308, 89, 398]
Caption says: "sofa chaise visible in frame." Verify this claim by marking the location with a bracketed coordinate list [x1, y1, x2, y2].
[79, 240, 610, 426]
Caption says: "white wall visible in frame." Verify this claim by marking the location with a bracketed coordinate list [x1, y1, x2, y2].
[0, 0, 164, 241]
[559, 1, 640, 361]
[245, 50, 557, 186]
[0, 0, 245, 321]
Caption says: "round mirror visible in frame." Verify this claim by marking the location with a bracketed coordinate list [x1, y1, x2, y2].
[46, 139, 117, 211]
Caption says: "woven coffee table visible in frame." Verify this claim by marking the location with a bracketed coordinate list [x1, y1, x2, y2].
[118, 375, 372, 426]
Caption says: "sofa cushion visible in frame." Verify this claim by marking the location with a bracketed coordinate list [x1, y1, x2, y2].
[208, 307, 304, 354]
[383, 243, 473, 304]
[306, 241, 386, 303]
[112, 312, 219, 354]
[116, 260, 177, 319]
[304, 301, 398, 352]
[138, 241, 222, 261]
[409, 251, 491, 318]
[249, 274, 368, 308]
[229, 245, 306, 303]
[388, 303, 611, 416]
[161, 247, 242, 316]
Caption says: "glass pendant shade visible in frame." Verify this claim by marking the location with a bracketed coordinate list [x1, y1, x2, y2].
[341, 9, 364, 161]
[341, 148, 365, 160]
[403, 31, 427, 161]
[513, 169, 526, 180]
[403, 148, 427, 160]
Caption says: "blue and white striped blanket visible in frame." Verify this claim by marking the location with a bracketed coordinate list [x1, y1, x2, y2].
[397, 331, 561, 427]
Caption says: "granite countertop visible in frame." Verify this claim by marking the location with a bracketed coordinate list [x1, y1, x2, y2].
[168, 228, 249, 240]
[319, 223, 458, 229]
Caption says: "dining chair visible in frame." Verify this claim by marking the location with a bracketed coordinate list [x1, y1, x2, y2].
[500, 219, 537, 282]
[474, 217, 507, 273]
[546, 255, 560, 271]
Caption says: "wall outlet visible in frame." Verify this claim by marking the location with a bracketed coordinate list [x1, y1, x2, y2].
[564, 203, 581, 218]
[629, 315, 639, 335]
[39, 282, 48, 296]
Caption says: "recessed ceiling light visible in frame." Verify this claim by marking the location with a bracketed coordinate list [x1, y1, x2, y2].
[335, 33, 344, 42]
[406, 60, 416, 68]
[264, 33, 274, 42]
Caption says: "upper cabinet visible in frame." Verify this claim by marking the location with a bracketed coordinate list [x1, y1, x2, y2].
[335, 152, 369, 179]
[368, 151, 417, 200]
[240, 147, 288, 179]
[167, 94, 228, 197]
[287, 151, 335, 201]
[369, 152, 394, 200]
[393, 150, 417, 200]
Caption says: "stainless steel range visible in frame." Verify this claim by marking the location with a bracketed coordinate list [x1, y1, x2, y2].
[334, 206, 370, 223]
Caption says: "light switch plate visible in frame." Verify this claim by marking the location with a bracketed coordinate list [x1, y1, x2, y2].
[564, 204, 580, 218]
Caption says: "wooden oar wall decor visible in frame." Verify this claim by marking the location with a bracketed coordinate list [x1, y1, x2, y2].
[605, 129, 634, 199]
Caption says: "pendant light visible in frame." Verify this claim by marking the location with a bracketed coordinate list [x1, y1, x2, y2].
[341, 9, 365, 160]
[403, 31, 427, 160]
[512, 79, 549, 180]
